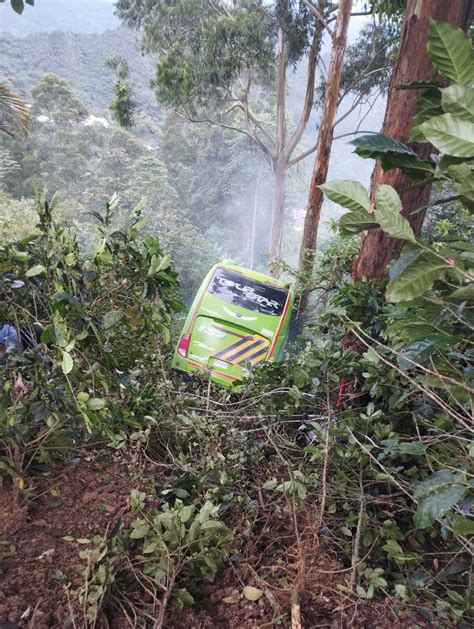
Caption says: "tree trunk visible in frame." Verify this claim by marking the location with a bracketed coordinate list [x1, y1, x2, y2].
[297, 0, 353, 300]
[269, 27, 288, 277]
[249, 165, 263, 269]
[269, 159, 288, 274]
[352, 0, 473, 282]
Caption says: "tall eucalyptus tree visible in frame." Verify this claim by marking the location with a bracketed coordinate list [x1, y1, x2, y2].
[114, 0, 327, 272]
[353, 0, 473, 281]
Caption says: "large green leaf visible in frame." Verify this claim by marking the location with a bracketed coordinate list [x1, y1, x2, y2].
[375, 207, 415, 243]
[388, 249, 423, 281]
[439, 154, 470, 171]
[446, 161, 472, 182]
[449, 283, 474, 301]
[375, 184, 401, 213]
[374, 185, 416, 243]
[399, 335, 457, 369]
[175, 589, 194, 606]
[338, 209, 378, 238]
[130, 521, 151, 539]
[441, 85, 474, 121]
[410, 88, 443, 142]
[452, 517, 474, 536]
[418, 114, 474, 158]
[398, 442, 427, 456]
[61, 351, 74, 376]
[386, 256, 449, 302]
[319, 180, 370, 212]
[456, 176, 474, 203]
[351, 133, 416, 157]
[87, 398, 107, 411]
[447, 240, 474, 254]
[351, 134, 435, 178]
[25, 263, 46, 277]
[414, 470, 467, 529]
[427, 20, 474, 86]
[10, 0, 25, 15]
[379, 154, 435, 179]
[103, 309, 124, 329]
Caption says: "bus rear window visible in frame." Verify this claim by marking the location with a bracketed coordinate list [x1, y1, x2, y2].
[208, 268, 288, 316]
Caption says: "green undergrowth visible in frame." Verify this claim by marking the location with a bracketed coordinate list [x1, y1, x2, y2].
[0, 194, 472, 625]
[0, 195, 183, 493]
[75, 497, 233, 625]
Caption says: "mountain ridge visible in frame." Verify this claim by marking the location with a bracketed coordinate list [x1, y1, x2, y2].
[0, 0, 119, 35]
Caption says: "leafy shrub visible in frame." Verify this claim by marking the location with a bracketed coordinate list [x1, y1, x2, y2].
[308, 19, 473, 621]
[78, 495, 232, 625]
[0, 196, 182, 487]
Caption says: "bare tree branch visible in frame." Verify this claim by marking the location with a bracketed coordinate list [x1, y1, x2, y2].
[337, 58, 391, 106]
[334, 84, 384, 131]
[289, 141, 318, 166]
[327, 9, 373, 23]
[178, 108, 274, 162]
[332, 129, 377, 140]
[285, 26, 322, 159]
[246, 107, 277, 147]
[352, 86, 384, 129]
[233, 70, 277, 149]
[219, 102, 245, 118]
[333, 90, 365, 127]
[242, 104, 275, 161]
[349, 10, 374, 17]
[302, 0, 334, 37]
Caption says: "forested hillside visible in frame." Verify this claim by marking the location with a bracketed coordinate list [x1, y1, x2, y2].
[0, 28, 157, 112]
[0, 0, 120, 34]
[0, 3, 386, 272]
[0, 1, 472, 628]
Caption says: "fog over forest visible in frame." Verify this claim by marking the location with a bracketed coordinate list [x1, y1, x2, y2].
[0, 0, 384, 289]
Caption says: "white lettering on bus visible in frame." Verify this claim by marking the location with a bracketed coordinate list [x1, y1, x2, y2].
[198, 324, 226, 339]
[217, 278, 279, 310]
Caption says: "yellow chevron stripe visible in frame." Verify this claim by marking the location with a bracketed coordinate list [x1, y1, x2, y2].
[233, 341, 269, 365]
[218, 338, 256, 361]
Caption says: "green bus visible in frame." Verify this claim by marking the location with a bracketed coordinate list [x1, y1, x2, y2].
[172, 261, 295, 388]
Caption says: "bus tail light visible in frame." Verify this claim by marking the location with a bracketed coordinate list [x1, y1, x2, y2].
[177, 333, 191, 357]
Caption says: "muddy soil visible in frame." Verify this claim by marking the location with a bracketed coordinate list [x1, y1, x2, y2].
[0, 456, 144, 627]
[1, 459, 423, 628]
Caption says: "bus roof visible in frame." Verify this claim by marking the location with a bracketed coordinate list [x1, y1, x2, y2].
[219, 260, 291, 291]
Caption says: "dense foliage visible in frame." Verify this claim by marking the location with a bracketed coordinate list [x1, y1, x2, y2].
[0, 73, 227, 300]
[0, 3, 472, 627]
[0, 198, 182, 486]
[0, 28, 156, 112]
[306, 20, 473, 620]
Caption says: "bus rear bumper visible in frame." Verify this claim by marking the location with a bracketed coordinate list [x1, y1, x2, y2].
[171, 353, 244, 390]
